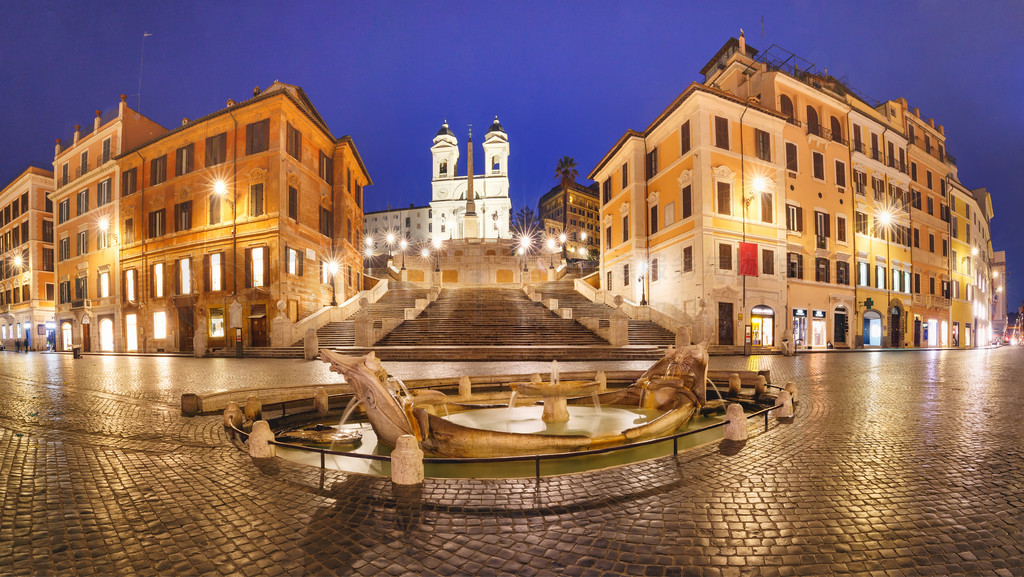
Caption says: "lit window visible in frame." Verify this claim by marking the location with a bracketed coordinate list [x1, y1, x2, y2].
[154, 311, 167, 339]
[211, 254, 222, 291]
[252, 247, 265, 287]
[154, 263, 164, 298]
[209, 308, 225, 338]
[99, 272, 110, 298]
[125, 314, 138, 351]
[126, 269, 136, 301]
[179, 259, 190, 295]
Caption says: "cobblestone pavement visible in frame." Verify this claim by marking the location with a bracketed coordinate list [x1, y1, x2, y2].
[1, 348, 1023, 576]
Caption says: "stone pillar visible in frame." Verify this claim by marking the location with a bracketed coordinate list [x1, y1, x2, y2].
[192, 330, 207, 358]
[609, 308, 629, 347]
[431, 270, 442, 287]
[723, 403, 748, 441]
[314, 388, 329, 416]
[223, 401, 243, 429]
[248, 420, 276, 458]
[391, 434, 424, 485]
[754, 375, 768, 398]
[181, 393, 202, 416]
[595, 371, 607, 393]
[271, 300, 290, 348]
[244, 396, 262, 422]
[784, 381, 798, 404]
[675, 323, 691, 348]
[458, 376, 472, 399]
[304, 328, 319, 360]
[773, 390, 794, 419]
[728, 373, 741, 396]
[355, 317, 375, 347]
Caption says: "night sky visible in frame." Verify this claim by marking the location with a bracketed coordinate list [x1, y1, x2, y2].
[2, 1, 1022, 309]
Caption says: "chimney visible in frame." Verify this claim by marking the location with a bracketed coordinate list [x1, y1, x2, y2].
[226, 99, 235, 107]
[928, 118, 935, 128]
[94, 110, 102, 131]
[55, 138, 62, 157]
[182, 117, 190, 126]
[738, 29, 745, 54]
[119, 94, 127, 117]
[73, 125, 81, 145]
[253, 86, 261, 97]
[913, 107, 920, 118]
[938, 125, 945, 136]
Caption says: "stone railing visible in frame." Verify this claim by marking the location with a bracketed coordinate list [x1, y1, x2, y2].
[271, 278, 390, 347]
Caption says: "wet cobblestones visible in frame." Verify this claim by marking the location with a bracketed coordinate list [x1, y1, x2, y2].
[1, 348, 1023, 575]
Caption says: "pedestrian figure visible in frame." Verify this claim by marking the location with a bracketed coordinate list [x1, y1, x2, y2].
[23, 338, 29, 352]
[15, 339, 21, 353]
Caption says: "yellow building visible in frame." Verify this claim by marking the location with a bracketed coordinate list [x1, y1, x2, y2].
[115, 82, 370, 353]
[51, 97, 166, 352]
[537, 181, 600, 258]
[1, 167, 56, 350]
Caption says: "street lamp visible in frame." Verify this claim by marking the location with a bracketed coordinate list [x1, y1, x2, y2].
[876, 207, 895, 346]
[386, 233, 396, 261]
[399, 239, 408, 270]
[547, 237, 556, 269]
[519, 235, 531, 272]
[326, 260, 339, 306]
[214, 179, 237, 296]
[432, 238, 442, 272]
[638, 260, 648, 306]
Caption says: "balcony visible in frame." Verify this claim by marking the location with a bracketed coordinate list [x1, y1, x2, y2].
[870, 149, 882, 162]
[70, 299, 91, 310]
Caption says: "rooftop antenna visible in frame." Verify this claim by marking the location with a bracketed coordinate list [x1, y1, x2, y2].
[138, 32, 153, 112]
[760, 16, 765, 55]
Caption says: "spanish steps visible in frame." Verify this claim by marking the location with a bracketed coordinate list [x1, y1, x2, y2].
[531, 280, 677, 346]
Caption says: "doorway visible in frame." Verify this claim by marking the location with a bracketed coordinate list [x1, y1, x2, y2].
[81, 322, 91, 352]
[250, 304, 268, 347]
[863, 310, 882, 347]
[99, 318, 114, 352]
[750, 305, 774, 346]
[178, 308, 194, 352]
[833, 307, 848, 345]
[889, 306, 902, 348]
[125, 314, 138, 352]
[717, 302, 734, 346]
[61, 322, 73, 351]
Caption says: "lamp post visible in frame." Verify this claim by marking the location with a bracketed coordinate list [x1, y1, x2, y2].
[877, 207, 894, 347]
[432, 238, 442, 272]
[327, 260, 338, 306]
[519, 235, 531, 273]
[399, 239, 407, 270]
[214, 180, 237, 297]
[547, 237, 556, 269]
[638, 260, 648, 306]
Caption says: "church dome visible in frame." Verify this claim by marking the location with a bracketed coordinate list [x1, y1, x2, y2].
[487, 116, 505, 134]
[436, 121, 454, 137]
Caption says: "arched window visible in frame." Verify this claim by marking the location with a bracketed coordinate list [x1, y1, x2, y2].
[491, 155, 500, 173]
[779, 95, 794, 119]
[830, 116, 843, 143]
[439, 160, 448, 176]
[806, 106, 819, 135]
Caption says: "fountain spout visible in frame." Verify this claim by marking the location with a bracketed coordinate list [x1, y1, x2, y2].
[551, 360, 559, 386]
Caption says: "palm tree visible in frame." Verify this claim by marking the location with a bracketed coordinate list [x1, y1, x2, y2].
[555, 156, 578, 258]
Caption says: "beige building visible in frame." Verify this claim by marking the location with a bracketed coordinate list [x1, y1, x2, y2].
[537, 181, 600, 259]
[1, 167, 56, 350]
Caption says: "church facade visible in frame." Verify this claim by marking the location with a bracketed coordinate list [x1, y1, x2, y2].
[429, 118, 512, 242]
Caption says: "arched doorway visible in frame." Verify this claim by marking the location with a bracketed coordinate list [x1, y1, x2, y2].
[60, 322, 73, 351]
[99, 318, 114, 352]
[863, 310, 882, 347]
[750, 305, 775, 346]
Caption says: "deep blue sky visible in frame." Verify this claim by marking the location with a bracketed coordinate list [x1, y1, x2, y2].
[2, 1, 1022, 310]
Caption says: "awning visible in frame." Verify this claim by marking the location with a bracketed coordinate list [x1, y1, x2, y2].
[247, 313, 266, 319]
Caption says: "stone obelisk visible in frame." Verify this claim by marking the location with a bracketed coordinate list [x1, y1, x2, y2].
[463, 126, 479, 239]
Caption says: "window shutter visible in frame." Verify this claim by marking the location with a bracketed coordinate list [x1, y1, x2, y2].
[203, 254, 211, 292]
[263, 247, 270, 286]
[297, 251, 304, 277]
[796, 207, 804, 232]
[121, 271, 127, 303]
[244, 248, 252, 288]
[825, 214, 831, 238]
[150, 265, 155, 298]
[219, 252, 226, 290]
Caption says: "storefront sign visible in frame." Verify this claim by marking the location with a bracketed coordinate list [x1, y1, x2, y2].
[792, 309, 807, 317]
[812, 310, 826, 318]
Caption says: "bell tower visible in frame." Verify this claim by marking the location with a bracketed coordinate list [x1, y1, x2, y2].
[431, 121, 458, 182]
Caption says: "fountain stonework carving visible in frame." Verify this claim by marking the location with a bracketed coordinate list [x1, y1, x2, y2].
[319, 343, 709, 458]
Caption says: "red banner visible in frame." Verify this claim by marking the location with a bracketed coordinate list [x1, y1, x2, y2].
[739, 242, 758, 276]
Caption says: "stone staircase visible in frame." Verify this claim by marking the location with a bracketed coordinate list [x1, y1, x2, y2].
[532, 280, 676, 346]
[310, 281, 431, 348]
[376, 286, 609, 346]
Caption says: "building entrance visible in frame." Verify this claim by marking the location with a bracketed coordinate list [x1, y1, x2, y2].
[750, 305, 774, 346]
[863, 310, 882, 347]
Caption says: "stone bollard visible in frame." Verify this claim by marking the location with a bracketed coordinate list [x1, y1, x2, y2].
[244, 396, 262, 422]
[784, 381, 798, 404]
[181, 393, 202, 416]
[723, 403, 748, 441]
[304, 329, 319, 360]
[530, 373, 542, 383]
[391, 434, 424, 485]
[458, 376, 472, 399]
[595, 371, 607, 393]
[728, 373, 742, 396]
[248, 420, 276, 458]
[754, 375, 768, 398]
[314, 387, 329, 416]
[773, 391, 794, 419]
[223, 401, 243, 429]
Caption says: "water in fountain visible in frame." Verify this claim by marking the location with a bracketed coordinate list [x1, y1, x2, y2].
[338, 396, 361, 428]
[507, 390, 519, 410]
[591, 391, 602, 414]
[329, 396, 365, 450]
[551, 360, 559, 385]
[705, 377, 724, 401]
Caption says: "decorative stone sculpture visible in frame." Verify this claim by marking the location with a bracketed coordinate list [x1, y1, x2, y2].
[391, 435, 424, 485]
[244, 396, 262, 422]
[248, 420, 276, 458]
[304, 328, 319, 360]
[784, 381, 798, 404]
[728, 373, 742, 396]
[223, 401, 243, 428]
[774, 390, 794, 419]
[313, 387, 329, 416]
[754, 375, 768, 398]
[723, 403, 747, 441]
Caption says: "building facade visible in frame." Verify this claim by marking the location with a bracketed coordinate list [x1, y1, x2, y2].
[113, 82, 371, 353]
[363, 204, 432, 255]
[1, 167, 56, 350]
[590, 32, 998, 350]
[429, 119, 512, 242]
[51, 97, 166, 352]
[537, 181, 601, 259]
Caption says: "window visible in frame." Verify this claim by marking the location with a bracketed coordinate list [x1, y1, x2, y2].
[148, 209, 165, 239]
[122, 168, 137, 196]
[858, 262, 870, 287]
[928, 234, 935, 253]
[319, 207, 333, 238]
[245, 119, 271, 156]
[124, 218, 134, 244]
[606, 270, 612, 288]
[601, 179, 611, 204]
[780, 94, 794, 118]
[760, 192, 773, 223]
[876, 265, 885, 289]
[42, 220, 54, 242]
[927, 197, 933, 215]
[650, 258, 659, 282]
[76, 189, 88, 216]
[152, 263, 164, 298]
[102, 138, 111, 162]
[249, 183, 264, 217]
[153, 311, 166, 339]
[622, 215, 629, 243]
[830, 116, 843, 142]
[787, 252, 803, 279]
[835, 160, 846, 187]
[714, 116, 729, 150]
[319, 151, 334, 184]
[913, 228, 919, 248]
[98, 271, 110, 298]
[150, 155, 167, 186]
[281, 122, 302, 160]
[175, 143, 195, 176]
[942, 238, 948, 257]
[42, 248, 54, 271]
[812, 152, 824, 180]
[247, 246, 268, 288]
[680, 121, 691, 154]
[125, 269, 136, 301]
[755, 129, 771, 161]
[681, 185, 692, 219]
[59, 281, 71, 304]
[718, 244, 732, 271]
[97, 178, 111, 206]
[716, 182, 731, 216]
[206, 133, 227, 166]
[683, 246, 693, 272]
[97, 227, 110, 250]
[76, 231, 88, 255]
[872, 177, 885, 202]
[621, 162, 628, 189]
[177, 258, 191, 295]
[58, 199, 70, 223]
[80, 150, 88, 174]
[288, 186, 298, 220]
[836, 216, 847, 243]
[59, 237, 70, 261]
[785, 142, 798, 172]
[207, 253, 224, 292]
[623, 263, 630, 286]
[837, 261, 849, 285]
[287, 247, 304, 276]
[646, 148, 658, 179]
[175, 201, 192, 232]
[853, 170, 866, 196]
[929, 277, 936, 295]
[605, 226, 612, 247]
[209, 194, 221, 225]
[786, 204, 803, 232]
[761, 249, 774, 275]
[911, 162, 918, 181]
[814, 211, 830, 248]
[649, 204, 658, 234]
[74, 275, 88, 300]
[815, 257, 830, 282]
[806, 106, 819, 134]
